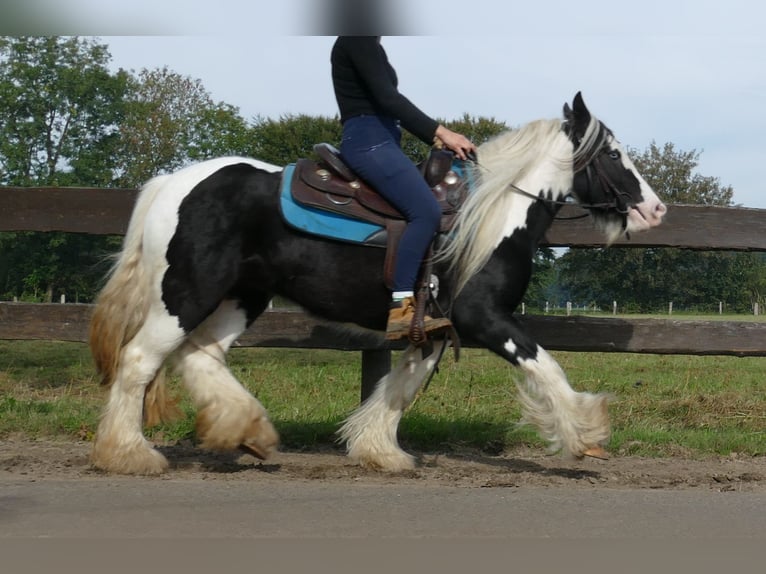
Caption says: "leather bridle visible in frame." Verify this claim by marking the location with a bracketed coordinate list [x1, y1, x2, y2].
[502, 126, 638, 222]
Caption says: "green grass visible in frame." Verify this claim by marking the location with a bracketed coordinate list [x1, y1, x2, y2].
[0, 340, 764, 457]
[544, 310, 766, 322]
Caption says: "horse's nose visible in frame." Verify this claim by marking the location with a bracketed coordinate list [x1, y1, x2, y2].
[645, 200, 667, 226]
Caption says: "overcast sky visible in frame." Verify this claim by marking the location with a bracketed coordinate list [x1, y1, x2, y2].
[6, 0, 764, 207]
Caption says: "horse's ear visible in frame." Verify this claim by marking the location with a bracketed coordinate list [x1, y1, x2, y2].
[568, 92, 591, 136]
[572, 92, 591, 123]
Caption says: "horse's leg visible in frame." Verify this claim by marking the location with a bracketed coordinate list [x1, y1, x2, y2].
[338, 340, 448, 471]
[464, 310, 610, 458]
[91, 309, 185, 475]
[173, 299, 279, 458]
[513, 342, 610, 458]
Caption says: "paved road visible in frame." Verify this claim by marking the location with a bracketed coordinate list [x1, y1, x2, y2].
[2, 477, 765, 539]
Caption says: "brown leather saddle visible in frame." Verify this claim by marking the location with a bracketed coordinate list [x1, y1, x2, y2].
[289, 143, 469, 289]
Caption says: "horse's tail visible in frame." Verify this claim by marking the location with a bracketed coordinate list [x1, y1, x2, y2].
[89, 174, 169, 388]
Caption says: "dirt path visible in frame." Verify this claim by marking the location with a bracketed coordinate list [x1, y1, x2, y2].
[2, 438, 765, 491]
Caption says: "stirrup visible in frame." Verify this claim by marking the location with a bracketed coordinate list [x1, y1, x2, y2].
[385, 297, 452, 343]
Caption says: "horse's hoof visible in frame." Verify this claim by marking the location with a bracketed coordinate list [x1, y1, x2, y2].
[91, 443, 169, 475]
[582, 446, 610, 460]
[238, 441, 274, 460]
[238, 417, 279, 460]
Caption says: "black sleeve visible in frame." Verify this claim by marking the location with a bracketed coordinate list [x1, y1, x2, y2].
[342, 37, 439, 143]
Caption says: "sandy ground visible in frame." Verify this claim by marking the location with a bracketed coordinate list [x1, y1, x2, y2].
[1, 438, 765, 491]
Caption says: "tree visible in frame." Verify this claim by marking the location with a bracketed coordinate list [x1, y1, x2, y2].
[0, 45, 258, 301]
[113, 66, 253, 187]
[401, 114, 509, 162]
[524, 247, 560, 311]
[245, 113, 508, 167]
[187, 102, 254, 163]
[247, 114, 342, 166]
[0, 36, 129, 302]
[0, 36, 130, 186]
[630, 142, 733, 206]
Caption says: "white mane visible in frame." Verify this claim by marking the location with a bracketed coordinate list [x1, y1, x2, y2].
[439, 116, 603, 295]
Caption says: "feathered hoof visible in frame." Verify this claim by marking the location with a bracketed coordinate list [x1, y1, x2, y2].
[238, 417, 280, 460]
[91, 440, 170, 475]
[348, 448, 416, 472]
[197, 407, 280, 457]
[579, 446, 610, 460]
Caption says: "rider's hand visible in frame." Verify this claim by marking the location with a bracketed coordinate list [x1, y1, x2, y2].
[434, 125, 477, 161]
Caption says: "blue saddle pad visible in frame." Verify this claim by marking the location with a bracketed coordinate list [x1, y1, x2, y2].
[279, 163, 385, 245]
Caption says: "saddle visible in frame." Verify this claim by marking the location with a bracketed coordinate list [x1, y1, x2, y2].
[289, 143, 469, 289]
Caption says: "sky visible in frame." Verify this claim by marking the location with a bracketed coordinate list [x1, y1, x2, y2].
[4, 0, 765, 208]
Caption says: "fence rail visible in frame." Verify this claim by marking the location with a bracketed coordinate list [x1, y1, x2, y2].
[3, 186, 766, 250]
[1, 302, 764, 357]
[2, 186, 765, 397]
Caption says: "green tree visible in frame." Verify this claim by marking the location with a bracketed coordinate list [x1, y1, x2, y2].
[0, 36, 129, 302]
[0, 36, 129, 186]
[114, 66, 253, 187]
[401, 114, 509, 162]
[247, 114, 342, 166]
[524, 247, 559, 311]
[631, 142, 733, 206]
[245, 113, 507, 167]
[187, 102, 253, 162]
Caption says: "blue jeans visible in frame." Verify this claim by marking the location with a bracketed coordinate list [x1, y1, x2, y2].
[340, 115, 441, 292]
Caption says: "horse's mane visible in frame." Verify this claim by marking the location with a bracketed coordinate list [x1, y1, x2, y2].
[439, 115, 603, 295]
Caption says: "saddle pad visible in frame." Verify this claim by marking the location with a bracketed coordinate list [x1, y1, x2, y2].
[279, 164, 385, 245]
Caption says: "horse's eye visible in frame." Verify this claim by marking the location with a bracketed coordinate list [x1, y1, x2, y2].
[608, 150, 620, 160]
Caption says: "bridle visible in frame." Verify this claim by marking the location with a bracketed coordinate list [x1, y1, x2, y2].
[497, 122, 637, 221]
[580, 151, 634, 215]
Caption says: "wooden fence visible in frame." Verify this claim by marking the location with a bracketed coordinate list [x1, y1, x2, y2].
[2, 186, 766, 399]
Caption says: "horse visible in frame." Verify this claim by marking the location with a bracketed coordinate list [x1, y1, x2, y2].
[89, 93, 666, 474]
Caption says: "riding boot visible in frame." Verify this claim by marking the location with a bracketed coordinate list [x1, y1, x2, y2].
[385, 296, 452, 341]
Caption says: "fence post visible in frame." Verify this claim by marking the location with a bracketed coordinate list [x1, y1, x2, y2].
[719, 301, 723, 315]
[545, 301, 549, 314]
[521, 302, 525, 315]
[755, 303, 760, 316]
[613, 301, 617, 315]
[669, 302, 673, 315]
[566, 301, 572, 316]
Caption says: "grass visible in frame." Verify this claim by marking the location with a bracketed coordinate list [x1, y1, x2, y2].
[543, 310, 766, 322]
[0, 340, 764, 458]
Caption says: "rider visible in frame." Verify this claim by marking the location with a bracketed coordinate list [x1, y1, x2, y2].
[331, 36, 477, 340]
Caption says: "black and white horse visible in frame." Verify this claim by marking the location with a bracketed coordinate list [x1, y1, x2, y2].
[89, 93, 666, 474]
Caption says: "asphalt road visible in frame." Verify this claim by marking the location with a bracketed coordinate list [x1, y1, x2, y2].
[2, 477, 765, 539]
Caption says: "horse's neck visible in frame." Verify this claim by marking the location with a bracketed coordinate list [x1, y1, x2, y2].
[490, 140, 574, 243]
[444, 124, 574, 295]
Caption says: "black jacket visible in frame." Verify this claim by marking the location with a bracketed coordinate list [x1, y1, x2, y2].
[331, 36, 439, 144]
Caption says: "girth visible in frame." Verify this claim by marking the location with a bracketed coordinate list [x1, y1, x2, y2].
[289, 143, 469, 289]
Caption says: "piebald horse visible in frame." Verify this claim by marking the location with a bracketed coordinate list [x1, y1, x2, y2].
[89, 93, 666, 474]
